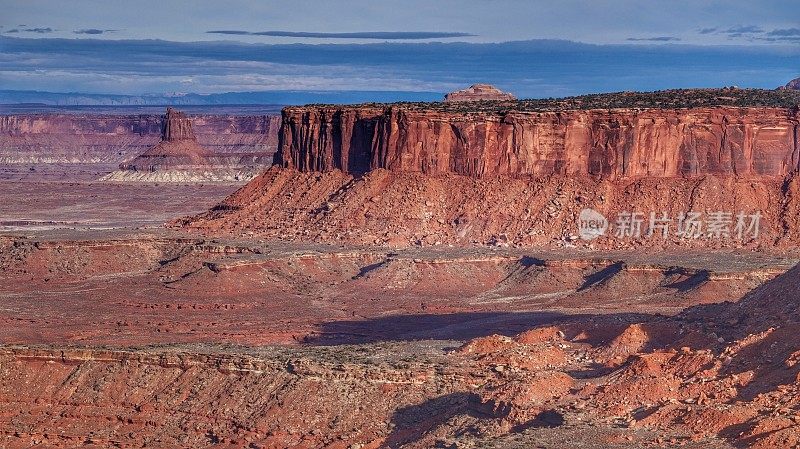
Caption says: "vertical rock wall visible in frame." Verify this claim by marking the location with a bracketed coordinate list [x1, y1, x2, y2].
[277, 106, 800, 179]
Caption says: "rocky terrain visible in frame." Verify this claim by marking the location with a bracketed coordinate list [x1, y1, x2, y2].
[3, 88, 800, 448]
[101, 108, 271, 183]
[0, 110, 280, 181]
[2, 232, 792, 345]
[183, 166, 800, 249]
[0, 229, 798, 448]
[186, 89, 800, 249]
[444, 84, 516, 102]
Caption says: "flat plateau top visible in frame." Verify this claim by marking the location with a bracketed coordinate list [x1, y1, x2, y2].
[303, 88, 800, 113]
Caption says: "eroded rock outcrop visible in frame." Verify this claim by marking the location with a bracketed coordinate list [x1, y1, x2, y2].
[101, 108, 273, 183]
[161, 107, 194, 140]
[444, 84, 516, 102]
[116, 108, 213, 172]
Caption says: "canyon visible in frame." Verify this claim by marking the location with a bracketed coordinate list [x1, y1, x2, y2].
[0, 108, 280, 181]
[3, 88, 800, 448]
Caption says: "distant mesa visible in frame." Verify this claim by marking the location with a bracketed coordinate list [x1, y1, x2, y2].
[443, 84, 516, 102]
[100, 107, 267, 183]
[780, 77, 800, 90]
[118, 107, 214, 171]
[183, 88, 800, 248]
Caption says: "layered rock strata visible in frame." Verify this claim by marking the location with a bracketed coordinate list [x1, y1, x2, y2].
[187, 90, 800, 247]
[276, 105, 800, 178]
[0, 112, 279, 181]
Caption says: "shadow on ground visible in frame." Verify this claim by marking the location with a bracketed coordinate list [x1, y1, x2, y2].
[303, 311, 658, 345]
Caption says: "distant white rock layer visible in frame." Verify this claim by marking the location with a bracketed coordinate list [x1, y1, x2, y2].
[99, 169, 262, 183]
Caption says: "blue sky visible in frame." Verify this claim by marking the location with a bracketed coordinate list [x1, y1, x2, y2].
[1, 0, 798, 101]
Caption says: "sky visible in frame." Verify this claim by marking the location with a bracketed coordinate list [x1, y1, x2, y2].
[1, 0, 798, 102]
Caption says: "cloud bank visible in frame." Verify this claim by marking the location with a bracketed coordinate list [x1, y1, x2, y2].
[696, 25, 800, 43]
[0, 35, 798, 101]
[73, 29, 118, 35]
[206, 30, 475, 39]
[4, 27, 54, 34]
[626, 36, 681, 42]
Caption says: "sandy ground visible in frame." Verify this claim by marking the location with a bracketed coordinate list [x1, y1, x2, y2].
[0, 179, 238, 231]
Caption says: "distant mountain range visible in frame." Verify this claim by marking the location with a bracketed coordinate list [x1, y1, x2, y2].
[0, 90, 444, 106]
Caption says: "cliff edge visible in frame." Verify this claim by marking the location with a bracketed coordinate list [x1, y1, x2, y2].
[276, 89, 800, 179]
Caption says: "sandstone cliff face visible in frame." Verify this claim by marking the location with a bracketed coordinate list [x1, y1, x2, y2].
[216, 103, 800, 247]
[161, 107, 195, 141]
[277, 106, 800, 179]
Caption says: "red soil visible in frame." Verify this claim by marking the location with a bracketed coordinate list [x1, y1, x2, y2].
[0, 225, 797, 447]
[3, 95, 800, 447]
[181, 166, 800, 251]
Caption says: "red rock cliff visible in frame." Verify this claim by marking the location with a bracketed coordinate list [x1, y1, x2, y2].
[276, 105, 800, 179]
[161, 107, 194, 141]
